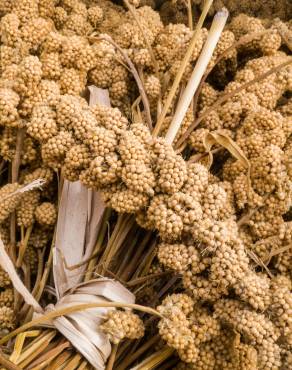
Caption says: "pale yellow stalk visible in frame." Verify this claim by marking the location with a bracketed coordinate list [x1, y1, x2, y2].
[165, 8, 229, 144]
[153, 0, 214, 136]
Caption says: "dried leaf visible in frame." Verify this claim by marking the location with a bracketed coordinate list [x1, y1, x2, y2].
[0, 237, 43, 313]
[203, 130, 251, 188]
[54, 87, 108, 297]
[0, 179, 45, 202]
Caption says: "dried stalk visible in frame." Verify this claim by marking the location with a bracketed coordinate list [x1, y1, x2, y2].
[0, 350, 21, 370]
[123, 0, 159, 77]
[165, 8, 229, 144]
[97, 35, 153, 130]
[192, 29, 270, 118]
[153, 0, 214, 137]
[116, 229, 141, 279]
[132, 239, 157, 278]
[62, 353, 83, 369]
[116, 335, 160, 370]
[10, 128, 25, 261]
[16, 225, 33, 267]
[9, 330, 41, 364]
[188, 147, 222, 162]
[267, 243, 292, 258]
[11, 128, 25, 183]
[123, 0, 162, 115]
[130, 347, 175, 370]
[23, 235, 55, 323]
[187, 0, 193, 30]
[106, 343, 118, 370]
[99, 214, 135, 274]
[12, 330, 56, 366]
[120, 231, 153, 281]
[247, 250, 273, 279]
[26, 340, 70, 369]
[176, 58, 292, 147]
[0, 303, 162, 345]
[49, 350, 72, 369]
[127, 272, 171, 287]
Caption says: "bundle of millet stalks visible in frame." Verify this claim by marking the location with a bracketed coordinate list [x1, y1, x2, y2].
[0, 0, 291, 369]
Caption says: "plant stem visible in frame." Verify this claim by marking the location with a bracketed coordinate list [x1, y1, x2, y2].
[116, 228, 140, 278]
[130, 347, 175, 370]
[0, 349, 21, 370]
[153, 0, 213, 137]
[188, 147, 222, 162]
[165, 8, 229, 145]
[11, 128, 25, 183]
[23, 234, 55, 323]
[10, 128, 25, 260]
[98, 35, 153, 131]
[16, 225, 33, 267]
[192, 29, 269, 118]
[100, 214, 135, 275]
[25, 340, 70, 369]
[127, 272, 171, 287]
[123, 0, 159, 77]
[117, 335, 160, 370]
[176, 58, 292, 147]
[187, 0, 193, 30]
[134, 239, 157, 278]
[120, 231, 152, 281]
[106, 344, 118, 370]
[0, 303, 162, 345]
[123, 0, 162, 116]
[62, 353, 83, 370]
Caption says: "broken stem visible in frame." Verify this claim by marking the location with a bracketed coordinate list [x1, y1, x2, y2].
[165, 8, 229, 144]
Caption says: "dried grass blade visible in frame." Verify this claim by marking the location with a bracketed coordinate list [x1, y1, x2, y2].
[54, 181, 88, 297]
[9, 330, 41, 364]
[98, 36, 153, 130]
[203, 130, 251, 190]
[15, 331, 56, 366]
[0, 237, 43, 312]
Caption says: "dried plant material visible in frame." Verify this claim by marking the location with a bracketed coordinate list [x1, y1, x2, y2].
[165, 8, 229, 144]
[0, 1, 291, 369]
[0, 238, 138, 369]
[0, 179, 45, 203]
[153, 0, 213, 136]
[0, 236, 42, 313]
[203, 130, 251, 188]
[54, 87, 108, 297]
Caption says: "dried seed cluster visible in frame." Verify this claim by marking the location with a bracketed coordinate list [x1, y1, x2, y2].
[100, 309, 145, 344]
[0, 0, 290, 367]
